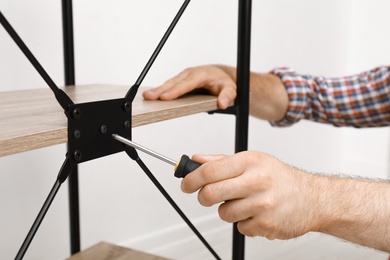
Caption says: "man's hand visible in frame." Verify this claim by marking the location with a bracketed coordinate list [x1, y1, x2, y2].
[183, 152, 390, 252]
[181, 151, 321, 240]
[143, 65, 289, 121]
[143, 65, 237, 109]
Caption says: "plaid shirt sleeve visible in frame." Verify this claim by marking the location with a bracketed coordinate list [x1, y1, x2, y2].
[269, 66, 390, 127]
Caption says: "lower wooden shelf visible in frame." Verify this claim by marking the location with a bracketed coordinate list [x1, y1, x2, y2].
[66, 242, 169, 260]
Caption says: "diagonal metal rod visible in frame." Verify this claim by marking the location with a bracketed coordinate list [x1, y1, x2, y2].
[134, 157, 221, 260]
[15, 181, 61, 260]
[0, 11, 73, 110]
[125, 0, 191, 101]
[125, 147, 221, 260]
[15, 156, 74, 260]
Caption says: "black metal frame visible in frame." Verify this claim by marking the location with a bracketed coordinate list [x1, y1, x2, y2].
[61, 0, 81, 254]
[233, 1, 252, 258]
[1, 0, 251, 259]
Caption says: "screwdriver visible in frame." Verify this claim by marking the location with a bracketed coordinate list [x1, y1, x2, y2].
[112, 134, 201, 178]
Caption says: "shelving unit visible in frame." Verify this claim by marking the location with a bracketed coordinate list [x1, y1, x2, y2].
[1, 0, 251, 259]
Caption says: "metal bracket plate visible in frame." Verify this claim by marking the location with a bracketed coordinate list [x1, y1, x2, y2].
[67, 98, 132, 164]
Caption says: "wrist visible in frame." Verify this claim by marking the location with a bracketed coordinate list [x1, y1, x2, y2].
[215, 65, 237, 81]
[312, 176, 373, 235]
[306, 174, 336, 233]
[249, 72, 288, 121]
[293, 170, 329, 234]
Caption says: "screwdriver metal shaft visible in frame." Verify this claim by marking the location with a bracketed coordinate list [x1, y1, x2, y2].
[113, 134, 201, 178]
[112, 134, 176, 166]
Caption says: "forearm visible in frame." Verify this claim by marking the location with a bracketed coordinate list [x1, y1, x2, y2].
[312, 174, 390, 252]
[270, 66, 390, 127]
[249, 72, 288, 121]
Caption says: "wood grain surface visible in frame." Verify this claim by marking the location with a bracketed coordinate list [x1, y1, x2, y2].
[0, 85, 217, 157]
[66, 241, 169, 260]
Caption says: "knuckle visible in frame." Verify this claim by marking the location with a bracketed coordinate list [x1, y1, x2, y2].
[236, 222, 253, 237]
[266, 234, 276, 240]
[218, 204, 235, 223]
[198, 185, 215, 206]
[244, 150, 263, 162]
[185, 67, 201, 78]
[164, 77, 176, 85]
[260, 197, 276, 211]
[200, 163, 218, 182]
[195, 68, 208, 78]
[262, 219, 276, 231]
[180, 178, 192, 193]
[181, 67, 193, 75]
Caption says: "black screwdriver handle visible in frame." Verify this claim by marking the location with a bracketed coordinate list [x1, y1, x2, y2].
[174, 154, 201, 178]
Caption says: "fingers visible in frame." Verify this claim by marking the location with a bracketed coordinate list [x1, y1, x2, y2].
[198, 176, 249, 207]
[218, 199, 256, 223]
[218, 198, 276, 239]
[217, 82, 237, 109]
[142, 70, 189, 100]
[191, 154, 226, 164]
[218, 200, 277, 239]
[142, 68, 203, 101]
[142, 65, 237, 110]
[181, 153, 245, 194]
[180, 151, 313, 241]
[236, 217, 276, 239]
[159, 71, 205, 100]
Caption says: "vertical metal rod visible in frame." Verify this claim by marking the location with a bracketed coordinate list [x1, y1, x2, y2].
[233, 0, 252, 259]
[62, 0, 81, 255]
[62, 0, 75, 87]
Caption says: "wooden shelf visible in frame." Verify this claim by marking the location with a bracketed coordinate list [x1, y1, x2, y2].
[0, 85, 217, 157]
[66, 242, 169, 260]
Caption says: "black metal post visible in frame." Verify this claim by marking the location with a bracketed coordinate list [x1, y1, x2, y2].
[62, 0, 81, 255]
[233, 0, 252, 259]
[62, 0, 75, 86]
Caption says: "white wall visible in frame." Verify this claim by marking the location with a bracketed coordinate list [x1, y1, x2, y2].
[0, 0, 389, 259]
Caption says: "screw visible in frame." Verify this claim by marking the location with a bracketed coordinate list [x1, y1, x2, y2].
[100, 125, 107, 134]
[74, 150, 82, 162]
[124, 120, 131, 129]
[72, 108, 81, 119]
[73, 130, 81, 139]
[123, 102, 131, 113]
